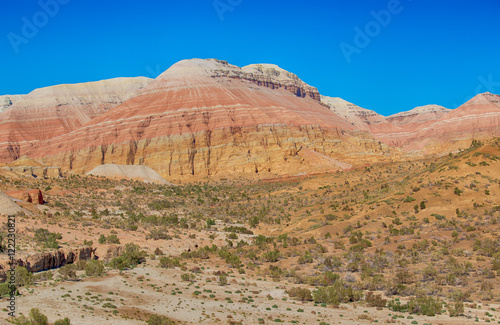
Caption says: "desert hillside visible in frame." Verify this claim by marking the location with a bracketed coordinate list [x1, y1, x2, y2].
[0, 138, 498, 324]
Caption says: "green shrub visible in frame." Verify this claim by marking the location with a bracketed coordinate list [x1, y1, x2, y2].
[313, 281, 362, 305]
[58, 264, 77, 280]
[16, 266, 33, 287]
[388, 296, 442, 316]
[0, 282, 16, 297]
[181, 273, 195, 282]
[298, 251, 313, 264]
[146, 314, 176, 325]
[159, 257, 181, 268]
[286, 287, 313, 301]
[54, 318, 71, 325]
[109, 243, 146, 270]
[85, 259, 105, 277]
[34, 228, 62, 249]
[365, 291, 387, 307]
[98, 234, 121, 244]
[223, 226, 253, 234]
[262, 250, 281, 263]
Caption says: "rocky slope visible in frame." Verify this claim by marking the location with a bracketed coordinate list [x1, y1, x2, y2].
[0, 77, 152, 162]
[387, 104, 451, 126]
[368, 93, 500, 151]
[24, 59, 392, 181]
[0, 95, 24, 112]
[86, 164, 172, 184]
[0, 191, 30, 216]
[400, 92, 500, 153]
[320, 95, 400, 135]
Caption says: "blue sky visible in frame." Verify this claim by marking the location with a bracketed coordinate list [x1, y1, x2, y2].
[1, 0, 499, 116]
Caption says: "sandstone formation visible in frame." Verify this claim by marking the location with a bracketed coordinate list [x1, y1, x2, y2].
[94, 245, 124, 263]
[25, 59, 392, 181]
[241, 63, 321, 101]
[86, 164, 172, 184]
[0, 77, 152, 162]
[21, 247, 95, 273]
[0, 191, 30, 216]
[2, 166, 63, 179]
[4, 189, 44, 204]
[0, 247, 95, 280]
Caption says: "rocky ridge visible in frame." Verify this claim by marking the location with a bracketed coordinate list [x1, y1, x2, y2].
[0, 77, 152, 161]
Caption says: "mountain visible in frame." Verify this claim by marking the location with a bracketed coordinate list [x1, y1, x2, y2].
[387, 104, 451, 126]
[23, 59, 391, 181]
[0, 77, 152, 161]
[398, 92, 500, 153]
[1, 58, 498, 181]
[320, 96, 401, 135]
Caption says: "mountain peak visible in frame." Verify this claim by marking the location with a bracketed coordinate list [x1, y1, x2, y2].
[154, 59, 321, 101]
[464, 92, 500, 106]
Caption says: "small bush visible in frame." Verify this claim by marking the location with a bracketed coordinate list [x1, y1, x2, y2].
[34, 228, 62, 249]
[16, 266, 33, 287]
[365, 291, 387, 307]
[159, 257, 181, 268]
[146, 314, 176, 325]
[286, 287, 313, 301]
[312, 281, 362, 305]
[85, 259, 105, 277]
[109, 243, 146, 270]
[388, 296, 442, 316]
[58, 264, 77, 280]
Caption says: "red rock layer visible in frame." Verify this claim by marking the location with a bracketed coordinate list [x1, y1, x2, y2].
[0, 77, 152, 162]
[376, 93, 500, 152]
[5, 189, 44, 204]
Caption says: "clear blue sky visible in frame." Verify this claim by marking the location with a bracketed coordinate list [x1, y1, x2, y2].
[1, 0, 499, 116]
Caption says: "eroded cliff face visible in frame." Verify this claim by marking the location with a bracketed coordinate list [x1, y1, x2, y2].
[0, 77, 152, 162]
[36, 125, 394, 182]
[0, 247, 95, 281]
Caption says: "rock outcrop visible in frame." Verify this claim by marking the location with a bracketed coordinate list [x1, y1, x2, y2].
[0, 247, 95, 281]
[3, 166, 63, 179]
[21, 247, 95, 273]
[320, 96, 398, 133]
[94, 245, 123, 263]
[0, 77, 152, 162]
[4, 189, 44, 204]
